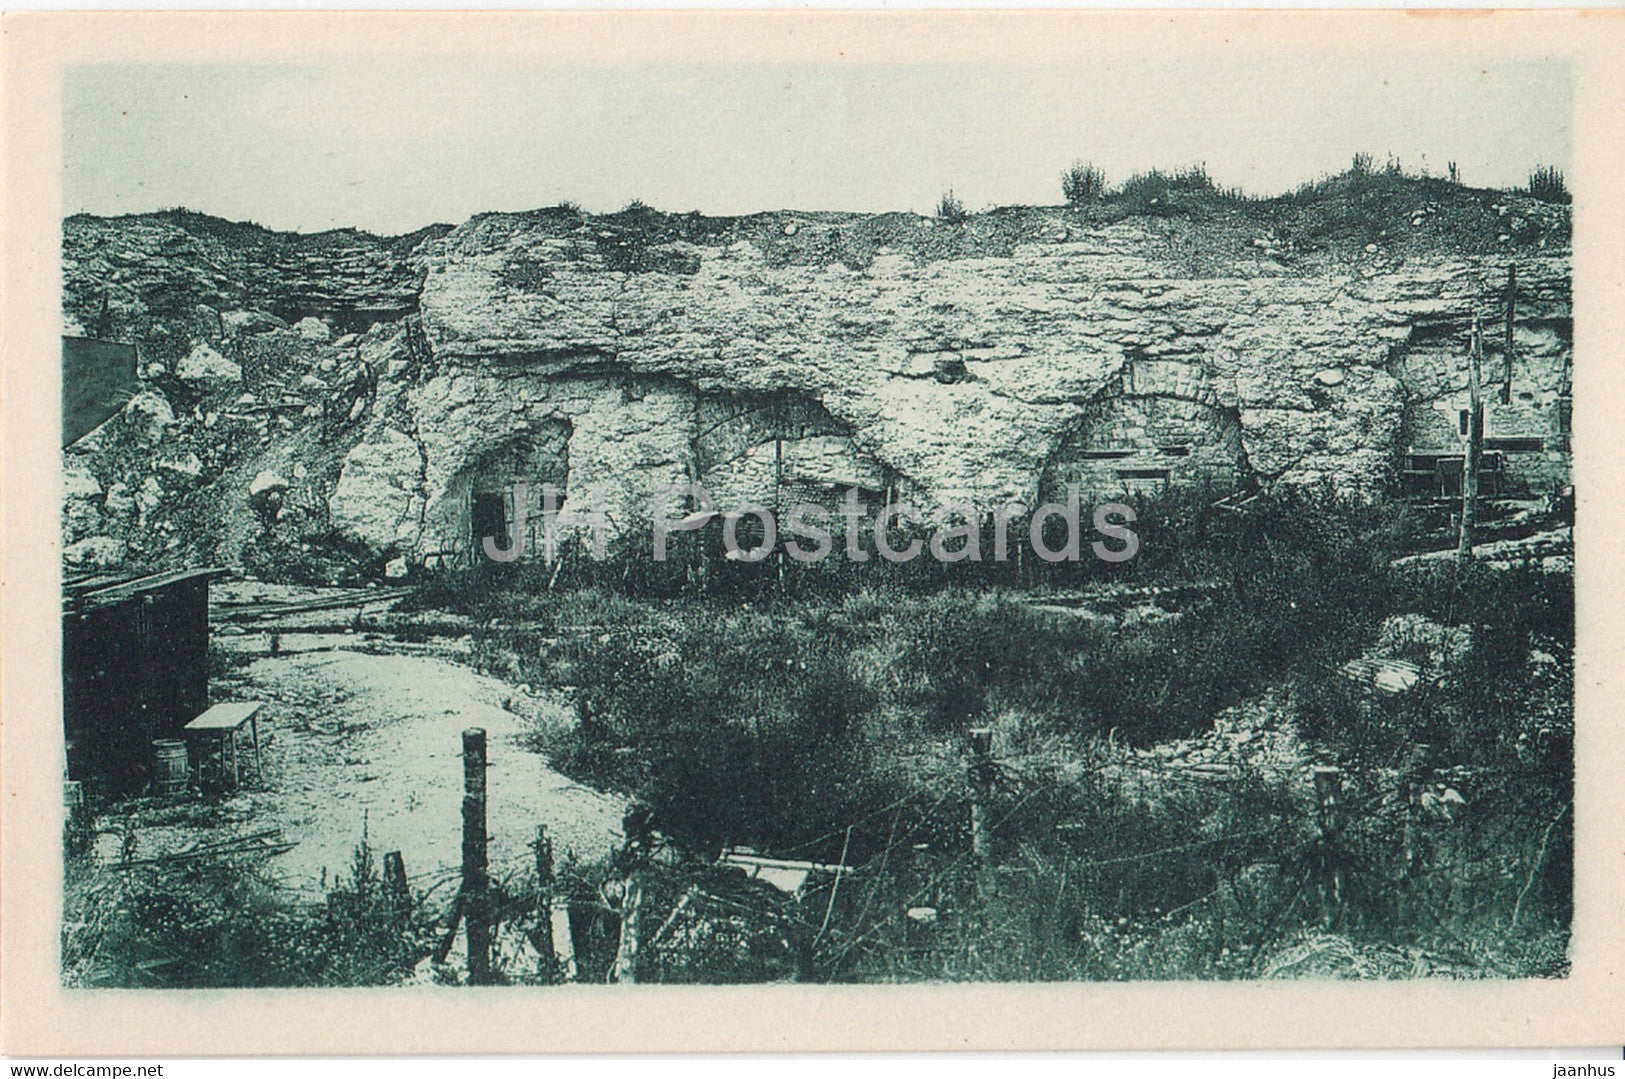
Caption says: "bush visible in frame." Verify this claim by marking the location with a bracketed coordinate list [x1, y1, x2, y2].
[1061, 161, 1107, 205]
[936, 189, 968, 223]
[1526, 166, 1570, 204]
[1114, 165, 1227, 217]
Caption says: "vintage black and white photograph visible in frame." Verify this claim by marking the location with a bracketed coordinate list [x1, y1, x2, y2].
[42, 27, 1580, 997]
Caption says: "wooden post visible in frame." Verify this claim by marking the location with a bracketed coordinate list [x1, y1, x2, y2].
[532, 825, 557, 981]
[1311, 766, 1343, 835]
[967, 726, 996, 900]
[611, 804, 654, 984]
[1502, 264, 1517, 404]
[461, 728, 492, 984]
[382, 850, 410, 924]
[1457, 319, 1485, 563]
[612, 876, 645, 984]
[1310, 765, 1345, 928]
[549, 900, 577, 982]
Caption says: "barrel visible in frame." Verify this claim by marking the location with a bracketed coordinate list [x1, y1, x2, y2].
[152, 740, 189, 799]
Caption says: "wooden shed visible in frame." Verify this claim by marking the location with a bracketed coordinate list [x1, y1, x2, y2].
[62, 568, 229, 795]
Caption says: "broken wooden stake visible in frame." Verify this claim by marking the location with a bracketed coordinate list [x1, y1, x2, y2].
[382, 850, 410, 924]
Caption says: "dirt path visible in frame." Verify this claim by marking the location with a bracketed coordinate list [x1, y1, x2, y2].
[223, 650, 626, 893]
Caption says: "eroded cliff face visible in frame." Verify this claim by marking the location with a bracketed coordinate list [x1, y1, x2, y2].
[60, 194, 1572, 578]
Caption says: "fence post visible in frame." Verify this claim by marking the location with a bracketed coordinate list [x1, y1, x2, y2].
[382, 850, 410, 926]
[532, 825, 557, 981]
[1310, 765, 1345, 928]
[1502, 264, 1517, 404]
[1458, 319, 1485, 562]
[968, 726, 996, 900]
[462, 727, 492, 984]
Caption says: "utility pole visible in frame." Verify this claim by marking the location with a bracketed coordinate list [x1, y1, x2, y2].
[462, 728, 492, 984]
[1458, 319, 1485, 564]
[967, 727, 996, 901]
[1502, 264, 1517, 405]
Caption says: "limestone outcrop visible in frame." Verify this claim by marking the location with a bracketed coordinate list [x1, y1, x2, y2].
[60, 187, 1572, 577]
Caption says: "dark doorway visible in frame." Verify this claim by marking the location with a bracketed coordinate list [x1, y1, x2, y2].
[471, 492, 509, 557]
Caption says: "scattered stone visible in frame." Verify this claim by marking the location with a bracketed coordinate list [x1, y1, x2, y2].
[154, 451, 204, 481]
[384, 556, 409, 580]
[62, 460, 104, 543]
[174, 343, 242, 391]
[194, 304, 225, 343]
[137, 476, 165, 513]
[122, 392, 175, 446]
[294, 316, 332, 342]
[103, 482, 134, 519]
[249, 469, 289, 498]
[64, 535, 126, 569]
[63, 458, 102, 502]
[1313, 370, 1346, 386]
[222, 310, 288, 336]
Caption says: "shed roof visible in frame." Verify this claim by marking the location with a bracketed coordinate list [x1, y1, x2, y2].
[65, 567, 231, 614]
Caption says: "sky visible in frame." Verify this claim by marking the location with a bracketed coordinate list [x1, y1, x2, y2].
[61, 55, 1571, 236]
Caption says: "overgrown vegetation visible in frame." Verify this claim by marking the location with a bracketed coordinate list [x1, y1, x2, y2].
[66, 837, 436, 987]
[404, 486, 1572, 981]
